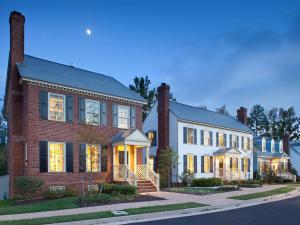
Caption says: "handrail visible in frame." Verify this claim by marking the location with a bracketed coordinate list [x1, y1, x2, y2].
[278, 171, 296, 182]
[147, 165, 160, 191]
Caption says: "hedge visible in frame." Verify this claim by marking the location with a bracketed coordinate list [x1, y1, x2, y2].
[191, 178, 222, 187]
[101, 183, 137, 195]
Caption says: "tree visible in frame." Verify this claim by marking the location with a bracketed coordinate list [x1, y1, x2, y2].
[157, 148, 177, 188]
[0, 113, 7, 145]
[277, 107, 300, 141]
[78, 125, 108, 194]
[267, 108, 279, 139]
[129, 76, 156, 120]
[216, 104, 230, 115]
[248, 104, 269, 136]
[0, 111, 7, 175]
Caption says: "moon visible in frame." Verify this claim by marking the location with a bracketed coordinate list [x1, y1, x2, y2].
[86, 29, 92, 36]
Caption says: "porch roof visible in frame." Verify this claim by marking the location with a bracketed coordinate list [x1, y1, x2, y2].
[213, 148, 242, 156]
[112, 129, 151, 147]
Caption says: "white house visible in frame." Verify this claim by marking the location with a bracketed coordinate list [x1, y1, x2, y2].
[291, 141, 300, 176]
[143, 83, 254, 183]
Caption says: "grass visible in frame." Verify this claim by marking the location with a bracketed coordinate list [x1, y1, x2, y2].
[228, 186, 296, 200]
[0, 202, 207, 225]
[165, 186, 237, 195]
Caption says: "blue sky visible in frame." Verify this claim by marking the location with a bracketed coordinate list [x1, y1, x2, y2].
[1, 0, 300, 115]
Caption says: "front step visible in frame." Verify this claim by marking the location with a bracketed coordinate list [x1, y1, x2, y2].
[137, 180, 157, 193]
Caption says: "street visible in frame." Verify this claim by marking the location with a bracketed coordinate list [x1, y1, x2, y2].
[129, 196, 300, 225]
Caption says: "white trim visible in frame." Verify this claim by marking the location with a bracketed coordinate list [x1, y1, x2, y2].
[117, 105, 130, 129]
[85, 144, 101, 172]
[20, 77, 146, 105]
[48, 142, 66, 173]
[48, 92, 66, 122]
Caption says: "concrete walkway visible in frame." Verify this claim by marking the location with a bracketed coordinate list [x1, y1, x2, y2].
[0, 184, 293, 222]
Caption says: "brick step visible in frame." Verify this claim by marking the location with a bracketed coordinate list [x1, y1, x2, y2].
[137, 180, 157, 193]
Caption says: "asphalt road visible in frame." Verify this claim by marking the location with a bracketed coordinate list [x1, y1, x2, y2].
[129, 196, 300, 225]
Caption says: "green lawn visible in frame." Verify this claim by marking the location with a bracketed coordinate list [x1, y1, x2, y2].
[0, 196, 79, 215]
[228, 186, 296, 200]
[0, 202, 207, 225]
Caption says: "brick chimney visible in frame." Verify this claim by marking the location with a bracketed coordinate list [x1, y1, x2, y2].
[237, 107, 248, 125]
[157, 83, 170, 153]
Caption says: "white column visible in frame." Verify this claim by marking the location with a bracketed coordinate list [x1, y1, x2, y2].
[146, 146, 149, 180]
[134, 147, 137, 175]
[112, 146, 115, 180]
[124, 145, 128, 181]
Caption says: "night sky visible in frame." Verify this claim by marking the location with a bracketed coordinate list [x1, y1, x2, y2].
[1, 0, 300, 115]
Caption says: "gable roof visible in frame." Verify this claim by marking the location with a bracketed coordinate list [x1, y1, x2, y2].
[17, 55, 146, 103]
[253, 136, 288, 158]
[169, 101, 253, 133]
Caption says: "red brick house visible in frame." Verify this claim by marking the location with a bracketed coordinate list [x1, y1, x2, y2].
[4, 11, 159, 198]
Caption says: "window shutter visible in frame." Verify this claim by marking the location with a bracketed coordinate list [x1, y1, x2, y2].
[237, 136, 240, 148]
[209, 131, 213, 146]
[236, 158, 239, 170]
[66, 96, 74, 122]
[201, 156, 204, 173]
[39, 141, 48, 172]
[229, 134, 232, 148]
[79, 97, 85, 123]
[241, 158, 244, 172]
[258, 161, 260, 173]
[101, 145, 108, 172]
[66, 143, 73, 172]
[224, 134, 227, 147]
[130, 107, 136, 129]
[183, 155, 187, 173]
[79, 144, 86, 172]
[210, 156, 213, 173]
[193, 129, 197, 145]
[241, 137, 244, 149]
[112, 104, 118, 127]
[153, 131, 157, 146]
[230, 157, 232, 169]
[216, 132, 219, 146]
[183, 127, 187, 144]
[101, 102, 107, 125]
[39, 90, 48, 119]
[200, 130, 204, 145]
[248, 159, 251, 172]
[194, 155, 197, 173]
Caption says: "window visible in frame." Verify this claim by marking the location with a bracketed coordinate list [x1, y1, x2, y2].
[48, 142, 65, 172]
[101, 145, 108, 172]
[118, 105, 130, 129]
[86, 144, 100, 172]
[262, 138, 266, 152]
[183, 127, 197, 145]
[147, 131, 157, 146]
[187, 154, 194, 173]
[244, 137, 250, 150]
[204, 131, 211, 146]
[243, 158, 249, 172]
[48, 93, 65, 121]
[218, 132, 225, 147]
[232, 135, 239, 148]
[203, 156, 212, 173]
[86, 99, 100, 125]
[230, 157, 238, 172]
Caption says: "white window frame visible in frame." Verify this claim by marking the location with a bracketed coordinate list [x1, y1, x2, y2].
[85, 99, 101, 125]
[218, 132, 225, 147]
[271, 139, 275, 153]
[48, 92, 66, 122]
[232, 135, 238, 149]
[85, 144, 101, 172]
[262, 138, 266, 152]
[48, 142, 66, 173]
[117, 105, 130, 129]
[203, 130, 211, 146]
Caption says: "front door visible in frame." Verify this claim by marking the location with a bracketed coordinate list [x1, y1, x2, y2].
[119, 151, 129, 165]
[219, 158, 224, 177]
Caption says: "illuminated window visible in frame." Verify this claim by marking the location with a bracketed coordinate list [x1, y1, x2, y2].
[86, 144, 100, 172]
[48, 93, 65, 121]
[204, 156, 211, 173]
[232, 135, 238, 148]
[187, 154, 194, 173]
[147, 131, 157, 146]
[48, 142, 65, 172]
[118, 105, 130, 129]
[86, 99, 100, 125]
[230, 157, 238, 172]
[219, 132, 225, 147]
[203, 131, 211, 146]
[243, 158, 249, 172]
[243, 137, 250, 150]
[246, 137, 251, 150]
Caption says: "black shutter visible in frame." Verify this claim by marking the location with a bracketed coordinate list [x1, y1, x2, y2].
[248, 158, 251, 172]
[200, 130, 204, 145]
[101, 102, 107, 125]
[210, 156, 213, 173]
[241, 158, 244, 172]
[79, 97, 85, 123]
[39, 90, 48, 119]
[194, 155, 197, 173]
[209, 131, 213, 146]
[201, 156, 204, 173]
[237, 136, 240, 149]
[79, 144, 86, 172]
[112, 104, 118, 127]
[101, 145, 108, 172]
[224, 134, 227, 147]
[193, 129, 197, 145]
[130, 107, 136, 129]
[241, 137, 244, 149]
[216, 132, 219, 146]
[229, 134, 232, 148]
[39, 141, 48, 172]
[183, 127, 187, 144]
[66, 96, 74, 122]
[66, 143, 73, 172]
[183, 155, 187, 173]
[153, 131, 157, 146]
[230, 157, 233, 169]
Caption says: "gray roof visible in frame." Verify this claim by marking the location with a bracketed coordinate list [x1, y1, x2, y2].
[169, 101, 253, 133]
[17, 55, 146, 103]
[253, 136, 288, 158]
[213, 148, 242, 155]
[111, 130, 133, 144]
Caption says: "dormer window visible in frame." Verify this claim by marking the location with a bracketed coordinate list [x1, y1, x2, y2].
[279, 140, 283, 153]
[262, 138, 266, 152]
[271, 139, 275, 153]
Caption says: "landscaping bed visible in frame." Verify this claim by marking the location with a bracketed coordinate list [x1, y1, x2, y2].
[164, 185, 239, 195]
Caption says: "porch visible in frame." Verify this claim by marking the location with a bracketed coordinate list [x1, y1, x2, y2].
[112, 129, 160, 192]
[213, 148, 251, 181]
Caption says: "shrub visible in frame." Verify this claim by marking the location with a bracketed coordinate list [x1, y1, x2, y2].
[157, 148, 177, 188]
[238, 179, 263, 187]
[78, 193, 132, 206]
[191, 178, 222, 187]
[15, 176, 44, 198]
[101, 183, 137, 195]
[180, 173, 194, 186]
[43, 187, 76, 199]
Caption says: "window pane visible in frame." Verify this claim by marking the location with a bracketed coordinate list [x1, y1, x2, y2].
[232, 135, 238, 148]
[187, 154, 194, 173]
[118, 106, 129, 129]
[187, 128, 194, 144]
[86, 144, 100, 172]
[86, 100, 100, 125]
[204, 156, 210, 173]
[49, 143, 65, 172]
[49, 94, 64, 121]
[204, 131, 210, 146]
[219, 133, 224, 147]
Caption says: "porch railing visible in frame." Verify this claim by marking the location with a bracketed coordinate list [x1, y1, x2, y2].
[113, 165, 137, 186]
[215, 169, 245, 181]
[278, 171, 296, 182]
[147, 165, 160, 191]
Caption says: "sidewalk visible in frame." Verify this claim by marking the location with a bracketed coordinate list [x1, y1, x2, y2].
[0, 184, 295, 222]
